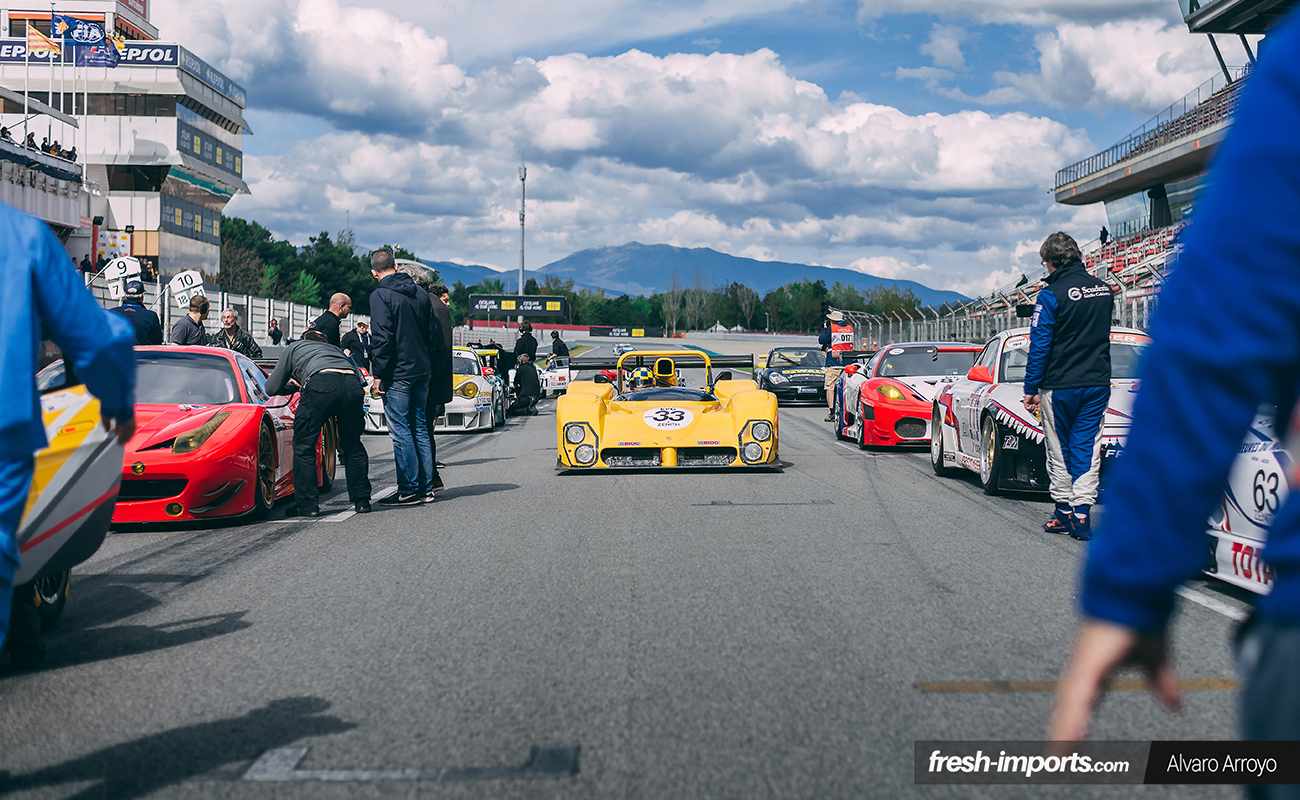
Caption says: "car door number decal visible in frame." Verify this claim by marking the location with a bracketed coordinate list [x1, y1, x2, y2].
[643, 407, 694, 430]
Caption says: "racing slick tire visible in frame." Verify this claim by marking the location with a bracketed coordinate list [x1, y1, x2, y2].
[319, 420, 338, 491]
[32, 570, 70, 631]
[979, 415, 1004, 496]
[251, 421, 277, 520]
[930, 405, 955, 477]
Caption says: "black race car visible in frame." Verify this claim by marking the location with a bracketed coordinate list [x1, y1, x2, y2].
[753, 347, 828, 403]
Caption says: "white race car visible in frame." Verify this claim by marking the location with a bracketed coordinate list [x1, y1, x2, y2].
[1205, 408, 1285, 594]
[540, 355, 572, 397]
[365, 347, 507, 433]
[929, 327, 1150, 495]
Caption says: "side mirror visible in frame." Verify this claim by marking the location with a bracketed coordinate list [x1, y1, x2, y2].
[714, 371, 733, 383]
[966, 365, 993, 384]
[594, 374, 611, 384]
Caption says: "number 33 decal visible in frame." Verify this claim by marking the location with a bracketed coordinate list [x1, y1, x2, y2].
[643, 407, 694, 430]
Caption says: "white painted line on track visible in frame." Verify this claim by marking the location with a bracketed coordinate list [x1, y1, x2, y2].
[321, 485, 396, 523]
[1176, 586, 1249, 621]
[835, 442, 859, 453]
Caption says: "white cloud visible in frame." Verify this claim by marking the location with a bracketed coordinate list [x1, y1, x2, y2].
[920, 24, 967, 70]
[163, 0, 1111, 296]
[846, 255, 931, 279]
[991, 20, 1234, 113]
[857, 0, 1176, 27]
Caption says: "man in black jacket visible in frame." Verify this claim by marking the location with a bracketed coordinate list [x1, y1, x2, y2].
[265, 331, 371, 516]
[1022, 232, 1114, 540]
[211, 308, 263, 359]
[369, 249, 438, 504]
[111, 280, 163, 345]
[340, 322, 371, 371]
[550, 330, 569, 358]
[509, 353, 541, 415]
[514, 321, 537, 362]
[426, 284, 454, 483]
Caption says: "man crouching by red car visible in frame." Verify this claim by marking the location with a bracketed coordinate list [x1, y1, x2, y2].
[265, 330, 372, 516]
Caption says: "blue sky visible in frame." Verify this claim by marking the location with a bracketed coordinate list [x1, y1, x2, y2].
[153, 0, 1251, 296]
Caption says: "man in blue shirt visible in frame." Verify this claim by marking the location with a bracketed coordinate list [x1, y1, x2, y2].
[1022, 232, 1114, 540]
[110, 279, 163, 345]
[1050, 16, 1300, 784]
[0, 201, 136, 658]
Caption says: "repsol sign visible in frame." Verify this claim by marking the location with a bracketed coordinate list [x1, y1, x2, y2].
[0, 39, 177, 64]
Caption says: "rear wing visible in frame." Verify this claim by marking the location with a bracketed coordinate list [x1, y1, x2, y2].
[570, 352, 754, 371]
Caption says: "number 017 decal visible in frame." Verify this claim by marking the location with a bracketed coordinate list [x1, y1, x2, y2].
[642, 407, 694, 430]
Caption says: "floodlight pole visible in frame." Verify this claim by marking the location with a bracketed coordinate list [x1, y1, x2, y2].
[518, 164, 526, 324]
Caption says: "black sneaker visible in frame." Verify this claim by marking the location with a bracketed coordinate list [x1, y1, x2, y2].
[285, 506, 322, 518]
[435, 461, 448, 469]
[424, 492, 436, 504]
[379, 492, 424, 506]
[354, 500, 371, 513]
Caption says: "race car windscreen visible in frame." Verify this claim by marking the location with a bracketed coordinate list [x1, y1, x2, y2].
[616, 387, 710, 402]
[134, 352, 241, 404]
[453, 354, 481, 375]
[769, 348, 826, 368]
[877, 349, 976, 378]
[999, 339, 1149, 383]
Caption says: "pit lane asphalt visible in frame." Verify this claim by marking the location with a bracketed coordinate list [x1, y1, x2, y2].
[0, 342, 1247, 799]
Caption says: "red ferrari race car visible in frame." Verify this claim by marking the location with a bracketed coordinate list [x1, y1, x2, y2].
[832, 342, 982, 448]
[38, 346, 336, 524]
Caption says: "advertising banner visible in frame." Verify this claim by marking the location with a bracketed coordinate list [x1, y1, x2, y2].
[160, 194, 220, 245]
[96, 231, 131, 261]
[177, 120, 242, 177]
[0, 39, 175, 65]
[469, 294, 569, 317]
[178, 46, 246, 107]
[588, 326, 665, 338]
[119, 0, 148, 19]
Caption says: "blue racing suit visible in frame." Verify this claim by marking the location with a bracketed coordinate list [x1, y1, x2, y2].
[0, 201, 136, 648]
[1024, 261, 1113, 511]
[1080, 15, 1300, 770]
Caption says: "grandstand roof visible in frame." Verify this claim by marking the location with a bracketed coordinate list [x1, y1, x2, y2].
[1181, 0, 1299, 33]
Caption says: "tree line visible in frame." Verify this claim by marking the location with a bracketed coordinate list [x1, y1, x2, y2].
[219, 216, 421, 316]
[219, 216, 925, 333]
[447, 271, 923, 334]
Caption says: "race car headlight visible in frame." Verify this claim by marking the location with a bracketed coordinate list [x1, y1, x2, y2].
[751, 422, 772, 441]
[565, 423, 587, 444]
[769, 373, 789, 384]
[742, 442, 764, 462]
[574, 444, 596, 465]
[172, 412, 231, 454]
[877, 384, 906, 401]
[456, 382, 479, 399]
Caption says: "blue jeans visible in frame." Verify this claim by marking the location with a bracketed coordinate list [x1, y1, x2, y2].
[384, 377, 433, 496]
[1237, 617, 1300, 800]
[0, 456, 35, 650]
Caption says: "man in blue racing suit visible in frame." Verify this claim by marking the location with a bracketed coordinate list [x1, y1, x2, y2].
[0, 201, 137, 660]
[1022, 231, 1114, 540]
[1050, 16, 1300, 791]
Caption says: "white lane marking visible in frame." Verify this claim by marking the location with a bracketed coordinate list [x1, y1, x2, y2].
[835, 442, 859, 453]
[321, 485, 395, 522]
[1176, 586, 1249, 622]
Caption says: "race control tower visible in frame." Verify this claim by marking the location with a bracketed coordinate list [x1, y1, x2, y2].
[0, 1, 249, 278]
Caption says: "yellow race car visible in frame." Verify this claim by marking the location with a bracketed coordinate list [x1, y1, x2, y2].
[556, 350, 779, 471]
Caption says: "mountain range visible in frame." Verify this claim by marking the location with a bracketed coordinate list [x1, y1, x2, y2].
[423, 242, 968, 306]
